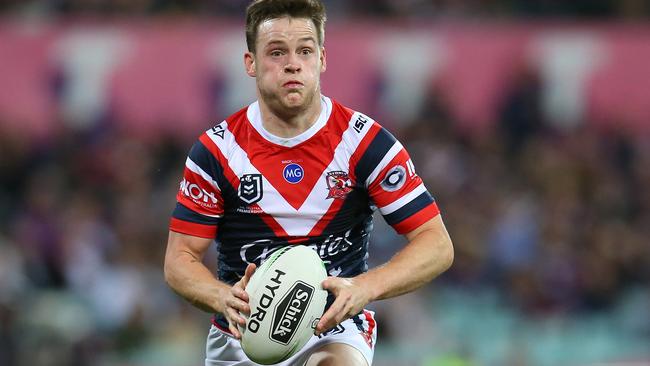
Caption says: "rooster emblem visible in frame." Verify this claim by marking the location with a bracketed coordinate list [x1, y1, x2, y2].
[326, 171, 353, 199]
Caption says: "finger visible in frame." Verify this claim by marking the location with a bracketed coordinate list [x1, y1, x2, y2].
[227, 307, 247, 327]
[316, 309, 339, 335]
[320, 277, 334, 290]
[231, 286, 250, 303]
[242, 263, 257, 288]
[316, 295, 348, 335]
[227, 296, 251, 315]
[320, 277, 341, 293]
[228, 321, 241, 340]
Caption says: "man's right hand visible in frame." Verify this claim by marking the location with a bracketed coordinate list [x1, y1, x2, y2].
[222, 263, 257, 339]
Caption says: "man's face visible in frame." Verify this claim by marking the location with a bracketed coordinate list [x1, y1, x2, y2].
[245, 17, 326, 116]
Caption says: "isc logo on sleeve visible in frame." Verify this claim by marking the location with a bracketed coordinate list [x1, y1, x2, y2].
[283, 163, 304, 184]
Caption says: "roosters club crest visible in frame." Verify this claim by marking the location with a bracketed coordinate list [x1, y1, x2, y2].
[326, 171, 352, 199]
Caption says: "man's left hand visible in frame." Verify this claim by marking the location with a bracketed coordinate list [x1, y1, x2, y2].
[315, 276, 372, 335]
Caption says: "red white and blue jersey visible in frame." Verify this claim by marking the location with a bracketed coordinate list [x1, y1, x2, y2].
[170, 96, 440, 285]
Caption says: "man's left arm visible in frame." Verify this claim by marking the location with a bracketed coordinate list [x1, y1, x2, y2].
[316, 214, 453, 335]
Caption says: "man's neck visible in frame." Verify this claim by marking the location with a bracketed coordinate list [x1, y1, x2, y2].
[257, 96, 323, 139]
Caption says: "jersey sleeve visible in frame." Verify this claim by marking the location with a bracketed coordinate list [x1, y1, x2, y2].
[169, 138, 224, 239]
[355, 125, 440, 234]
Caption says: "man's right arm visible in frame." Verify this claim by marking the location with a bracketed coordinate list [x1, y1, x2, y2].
[164, 230, 254, 338]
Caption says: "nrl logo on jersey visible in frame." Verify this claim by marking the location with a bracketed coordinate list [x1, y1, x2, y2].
[326, 171, 352, 199]
[239, 174, 263, 205]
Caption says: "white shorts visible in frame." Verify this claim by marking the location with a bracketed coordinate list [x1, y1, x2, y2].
[205, 310, 377, 366]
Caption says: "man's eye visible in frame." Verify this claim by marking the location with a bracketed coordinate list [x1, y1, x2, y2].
[270, 50, 284, 57]
[301, 48, 313, 55]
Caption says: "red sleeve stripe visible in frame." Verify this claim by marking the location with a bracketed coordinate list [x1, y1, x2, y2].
[366, 153, 420, 210]
[390, 203, 440, 234]
[176, 194, 222, 217]
[169, 217, 218, 238]
[176, 173, 223, 216]
[172, 202, 221, 224]
[366, 148, 410, 191]
[183, 168, 223, 199]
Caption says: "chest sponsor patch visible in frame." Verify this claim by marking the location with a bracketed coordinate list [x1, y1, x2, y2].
[283, 163, 304, 184]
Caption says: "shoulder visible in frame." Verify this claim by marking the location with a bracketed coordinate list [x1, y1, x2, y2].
[328, 98, 396, 147]
[208, 104, 249, 139]
[326, 97, 383, 138]
[194, 104, 251, 154]
[325, 98, 402, 182]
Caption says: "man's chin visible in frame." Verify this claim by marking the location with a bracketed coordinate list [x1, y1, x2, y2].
[281, 96, 307, 110]
[262, 89, 317, 116]
[284, 92, 305, 105]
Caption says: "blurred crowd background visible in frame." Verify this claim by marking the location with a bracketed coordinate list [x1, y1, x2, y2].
[1, 0, 650, 19]
[1, 1, 650, 366]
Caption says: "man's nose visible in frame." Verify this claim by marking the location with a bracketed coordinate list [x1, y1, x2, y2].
[284, 54, 301, 73]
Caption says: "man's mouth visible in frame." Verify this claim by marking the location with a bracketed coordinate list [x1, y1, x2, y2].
[283, 81, 304, 88]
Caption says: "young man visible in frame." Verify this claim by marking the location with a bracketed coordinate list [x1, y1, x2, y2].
[164, 0, 454, 365]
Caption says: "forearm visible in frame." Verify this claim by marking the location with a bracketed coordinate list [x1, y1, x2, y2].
[164, 232, 230, 314]
[165, 253, 230, 313]
[356, 217, 453, 301]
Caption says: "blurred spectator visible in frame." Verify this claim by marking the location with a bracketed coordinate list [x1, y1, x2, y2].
[2, 0, 649, 18]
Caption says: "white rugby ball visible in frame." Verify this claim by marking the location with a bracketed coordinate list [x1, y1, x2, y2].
[239, 245, 328, 365]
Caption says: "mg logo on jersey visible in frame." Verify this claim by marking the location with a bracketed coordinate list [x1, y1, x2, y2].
[283, 163, 304, 184]
[239, 174, 263, 204]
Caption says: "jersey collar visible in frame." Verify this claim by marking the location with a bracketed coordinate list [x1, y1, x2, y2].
[246, 96, 332, 147]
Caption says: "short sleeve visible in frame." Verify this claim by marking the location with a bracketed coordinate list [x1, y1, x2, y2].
[357, 126, 440, 234]
[169, 139, 224, 239]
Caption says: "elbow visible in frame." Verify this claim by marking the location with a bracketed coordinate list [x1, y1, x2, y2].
[163, 256, 176, 289]
[441, 236, 454, 272]
[431, 234, 454, 276]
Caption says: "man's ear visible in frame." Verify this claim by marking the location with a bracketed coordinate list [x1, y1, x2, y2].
[320, 47, 327, 73]
[244, 52, 256, 77]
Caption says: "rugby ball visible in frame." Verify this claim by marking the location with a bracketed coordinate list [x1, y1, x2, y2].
[239, 245, 328, 365]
